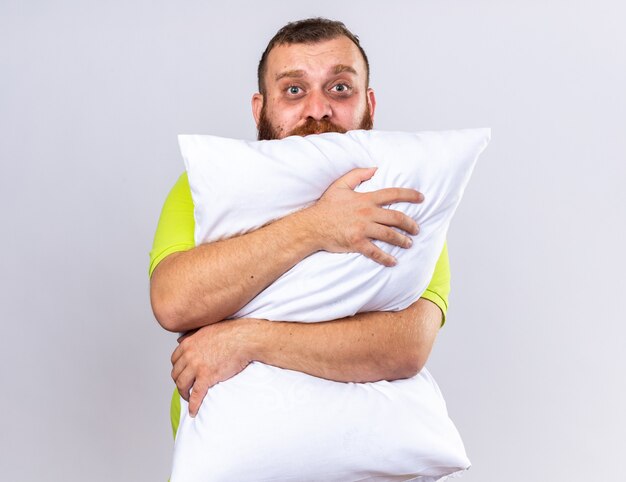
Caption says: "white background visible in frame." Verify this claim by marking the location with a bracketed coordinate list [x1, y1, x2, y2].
[1, 1, 624, 481]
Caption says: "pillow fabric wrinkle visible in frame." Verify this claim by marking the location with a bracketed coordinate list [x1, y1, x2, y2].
[171, 128, 490, 482]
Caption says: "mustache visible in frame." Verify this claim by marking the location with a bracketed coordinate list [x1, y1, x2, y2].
[287, 117, 348, 137]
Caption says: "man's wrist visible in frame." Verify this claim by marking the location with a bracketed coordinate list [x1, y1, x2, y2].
[278, 206, 322, 255]
[236, 317, 268, 364]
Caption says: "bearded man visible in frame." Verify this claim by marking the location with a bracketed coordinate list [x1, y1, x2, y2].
[149, 17, 450, 438]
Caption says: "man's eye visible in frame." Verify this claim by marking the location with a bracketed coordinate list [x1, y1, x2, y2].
[332, 84, 351, 93]
[287, 86, 301, 95]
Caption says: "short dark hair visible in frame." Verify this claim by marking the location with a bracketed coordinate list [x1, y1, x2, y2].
[257, 18, 370, 95]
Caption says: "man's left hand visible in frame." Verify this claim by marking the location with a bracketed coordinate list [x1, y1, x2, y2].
[171, 319, 251, 417]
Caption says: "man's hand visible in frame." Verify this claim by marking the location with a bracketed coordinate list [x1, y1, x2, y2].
[304, 167, 423, 267]
[170, 320, 251, 417]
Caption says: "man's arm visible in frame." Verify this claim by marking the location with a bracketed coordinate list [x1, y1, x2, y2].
[171, 297, 442, 416]
[151, 167, 422, 332]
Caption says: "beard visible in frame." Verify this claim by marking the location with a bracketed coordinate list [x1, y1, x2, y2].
[257, 103, 373, 140]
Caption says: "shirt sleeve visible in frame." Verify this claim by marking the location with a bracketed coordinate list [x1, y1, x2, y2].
[420, 242, 451, 326]
[148, 172, 195, 278]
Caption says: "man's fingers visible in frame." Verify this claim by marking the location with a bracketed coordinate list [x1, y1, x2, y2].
[189, 379, 211, 418]
[171, 356, 187, 382]
[171, 343, 185, 365]
[374, 208, 419, 235]
[371, 187, 424, 206]
[175, 366, 196, 402]
[358, 240, 397, 267]
[335, 167, 377, 190]
[366, 224, 413, 249]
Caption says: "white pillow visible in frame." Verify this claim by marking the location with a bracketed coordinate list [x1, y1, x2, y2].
[173, 364, 469, 482]
[180, 129, 491, 322]
[171, 129, 491, 482]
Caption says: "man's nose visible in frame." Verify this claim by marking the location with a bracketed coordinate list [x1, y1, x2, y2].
[303, 90, 332, 120]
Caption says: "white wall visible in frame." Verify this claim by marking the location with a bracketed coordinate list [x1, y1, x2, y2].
[1, 1, 624, 480]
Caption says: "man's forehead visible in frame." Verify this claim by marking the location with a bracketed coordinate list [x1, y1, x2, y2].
[266, 37, 366, 81]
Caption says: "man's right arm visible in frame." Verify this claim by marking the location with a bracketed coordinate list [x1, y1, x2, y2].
[151, 208, 320, 332]
[150, 167, 422, 333]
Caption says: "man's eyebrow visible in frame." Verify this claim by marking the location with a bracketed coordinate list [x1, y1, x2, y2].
[333, 64, 357, 75]
[275, 69, 305, 82]
[274, 65, 358, 82]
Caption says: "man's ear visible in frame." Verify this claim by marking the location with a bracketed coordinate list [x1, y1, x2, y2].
[366, 88, 377, 122]
[252, 93, 264, 126]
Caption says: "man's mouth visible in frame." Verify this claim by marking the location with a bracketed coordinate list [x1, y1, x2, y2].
[288, 118, 347, 137]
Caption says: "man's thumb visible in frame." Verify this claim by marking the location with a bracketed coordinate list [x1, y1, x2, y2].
[338, 167, 378, 190]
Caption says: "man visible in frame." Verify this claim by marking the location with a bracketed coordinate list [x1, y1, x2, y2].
[149, 18, 450, 435]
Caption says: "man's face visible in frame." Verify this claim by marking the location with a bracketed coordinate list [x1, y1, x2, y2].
[253, 36, 376, 140]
